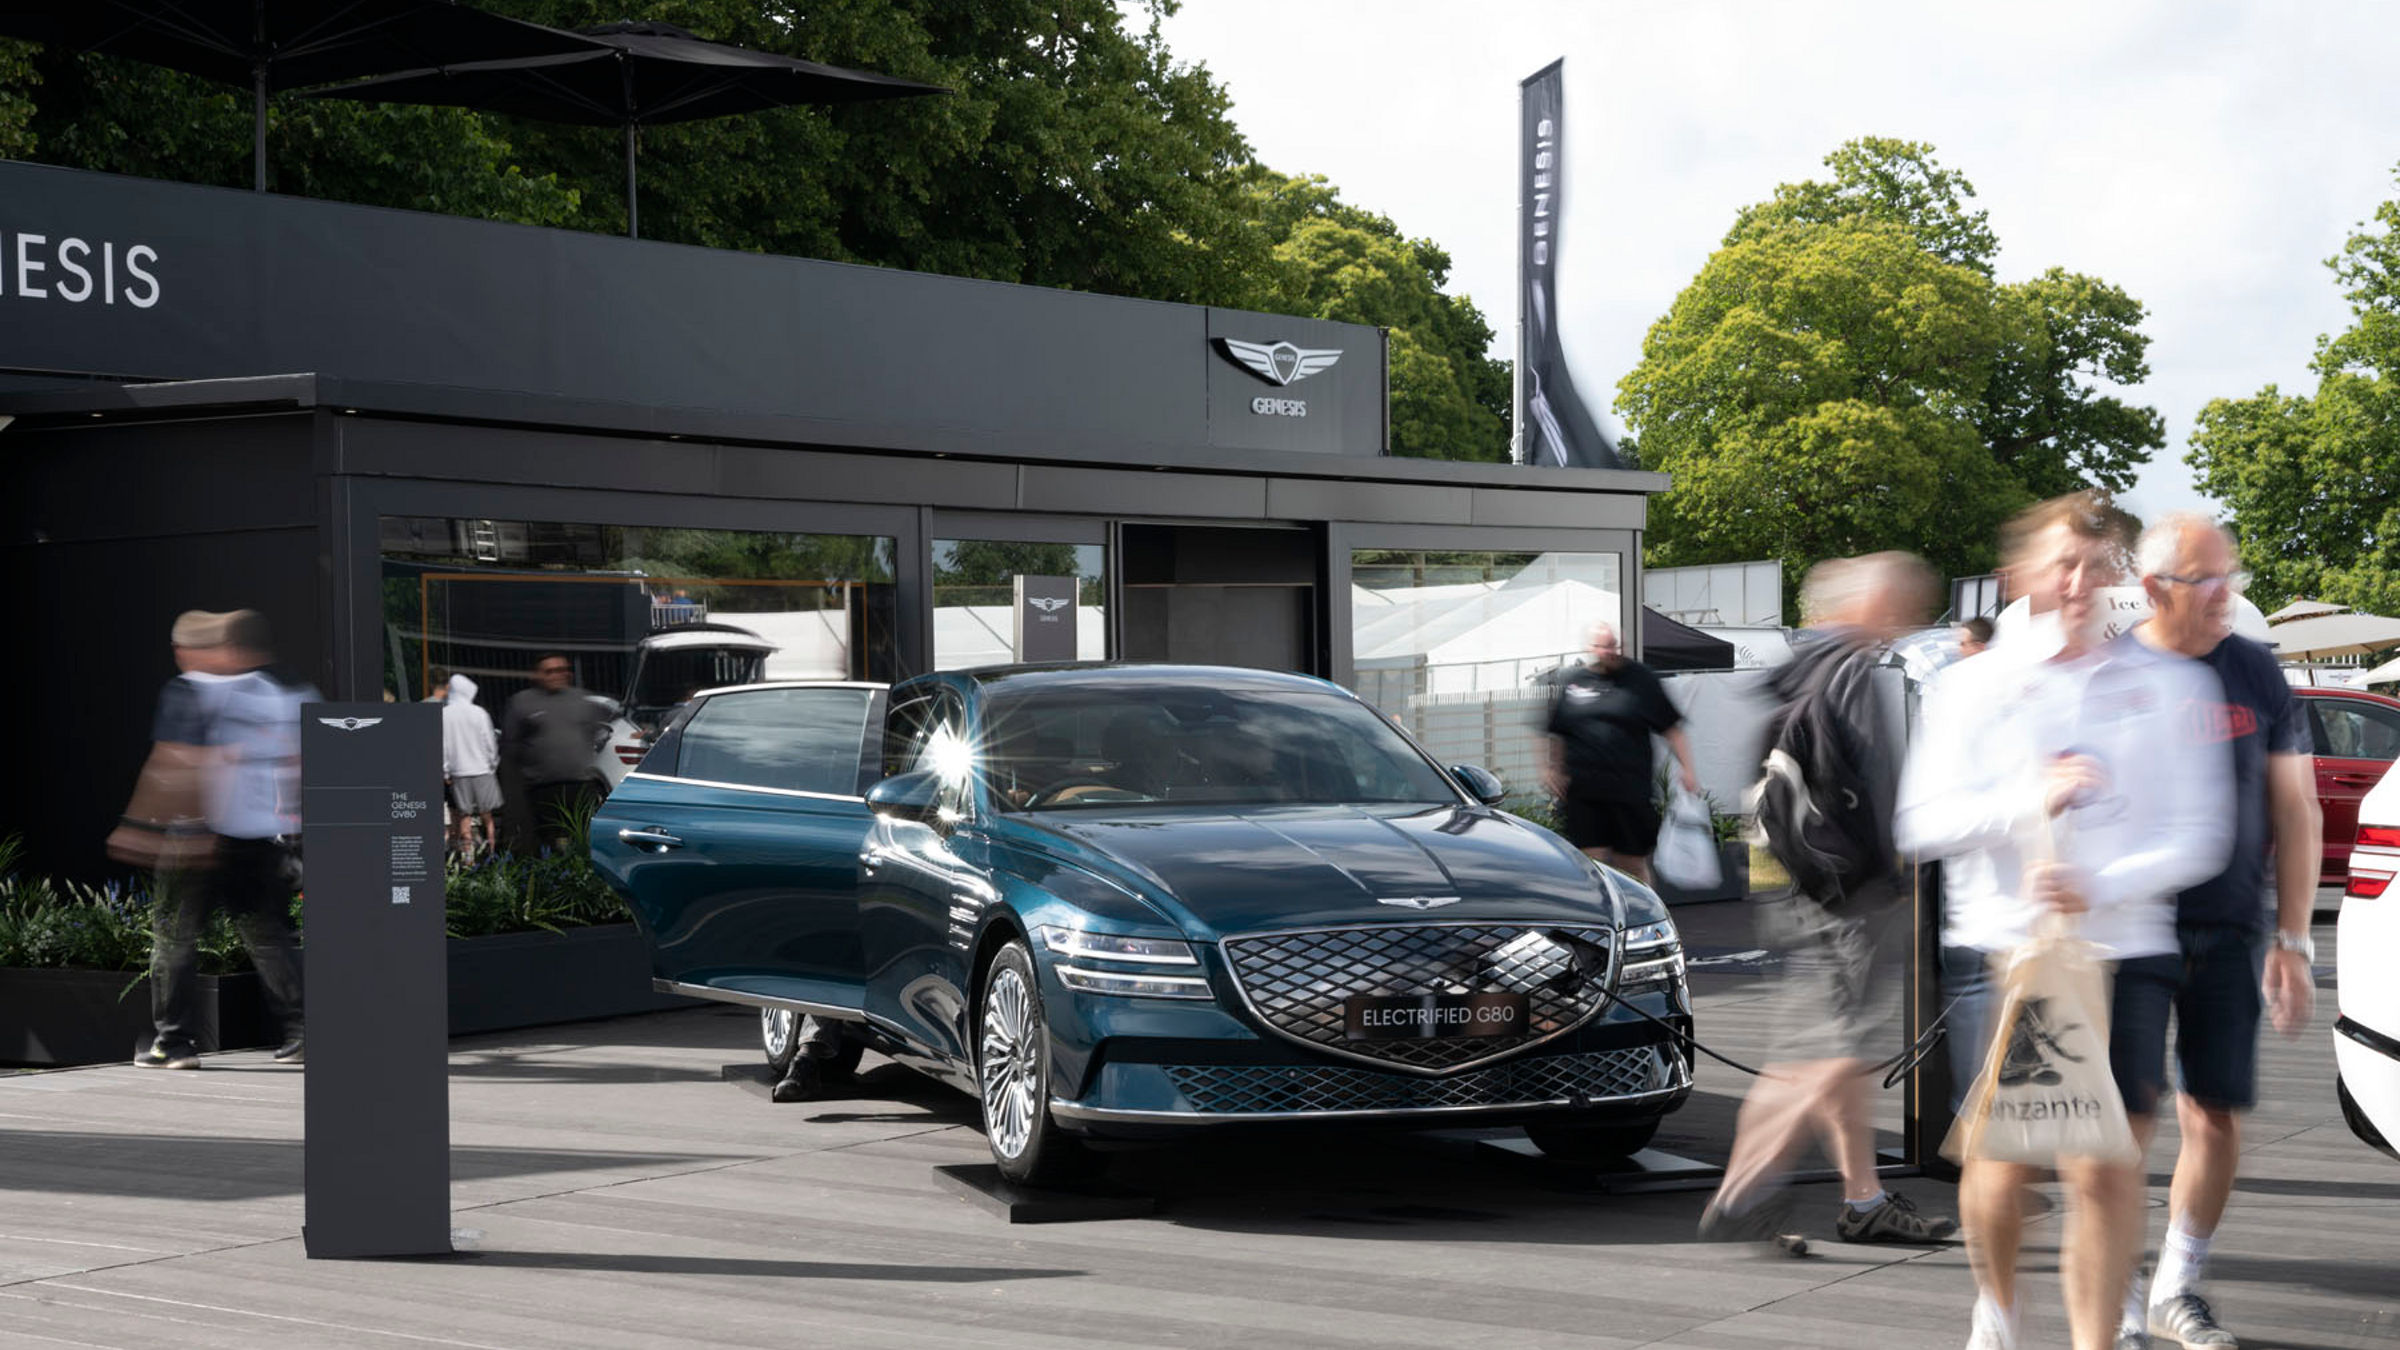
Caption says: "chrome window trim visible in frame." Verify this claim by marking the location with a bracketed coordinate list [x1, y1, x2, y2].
[624, 772, 864, 804]
[1215, 918, 1621, 1080]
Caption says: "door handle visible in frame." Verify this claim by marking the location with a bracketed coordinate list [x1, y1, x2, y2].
[618, 827, 684, 851]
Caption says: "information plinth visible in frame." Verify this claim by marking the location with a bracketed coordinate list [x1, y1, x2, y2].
[301, 703, 451, 1258]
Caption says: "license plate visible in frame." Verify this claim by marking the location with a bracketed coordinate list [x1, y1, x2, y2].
[1343, 992, 1527, 1041]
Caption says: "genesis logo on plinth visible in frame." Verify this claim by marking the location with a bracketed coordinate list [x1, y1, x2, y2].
[1216, 337, 1341, 418]
[1027, 596, 1070, 614]
[317, 717, 384, 731]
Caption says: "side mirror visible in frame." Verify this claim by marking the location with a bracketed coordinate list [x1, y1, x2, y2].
[1448, 764, 1507, 806]
[866, 769, 948, 827]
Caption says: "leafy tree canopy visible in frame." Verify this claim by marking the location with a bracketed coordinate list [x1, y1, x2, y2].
[0, 1, 1509, 460]
[1621, 137, 2162, 600]
[2189, 164, 2400, 614]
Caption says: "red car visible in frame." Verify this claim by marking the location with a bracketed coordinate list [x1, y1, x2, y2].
[2296, 685, 2400, 885]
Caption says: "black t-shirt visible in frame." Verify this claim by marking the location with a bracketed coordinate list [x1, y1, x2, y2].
[152, 675, 209, 743]
[1546, 659, 1681, 802]
[2178, 634, 2309, 929]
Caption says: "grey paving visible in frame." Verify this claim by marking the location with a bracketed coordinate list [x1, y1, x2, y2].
[2, 907, 2392, 1349]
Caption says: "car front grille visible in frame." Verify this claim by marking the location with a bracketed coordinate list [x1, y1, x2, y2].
[1162, 1043, 1685, 1115]
[1219, 923, 1616, 1073]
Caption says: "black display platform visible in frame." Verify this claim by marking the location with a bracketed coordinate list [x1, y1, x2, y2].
[933, 1164, 1158, 1224]
[1474, 1138, 1726, 1193]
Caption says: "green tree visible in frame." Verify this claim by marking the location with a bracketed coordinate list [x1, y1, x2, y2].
[1225, 170, 1511, 461]
[0, 41, 33, 159]
[2189, 166, 2400, 614]
[1621, 138, 2162, 598]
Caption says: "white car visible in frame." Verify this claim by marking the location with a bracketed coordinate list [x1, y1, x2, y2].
[597, 625, 778, 788]
[2337, 761, 2400, 1160]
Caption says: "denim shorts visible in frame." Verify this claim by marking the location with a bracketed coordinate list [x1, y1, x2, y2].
[2109, 923, 2266, 1114]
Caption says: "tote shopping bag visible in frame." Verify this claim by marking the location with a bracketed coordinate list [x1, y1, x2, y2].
[1652, 787, 1721, 891]
[1943, 918, 2139, 1166]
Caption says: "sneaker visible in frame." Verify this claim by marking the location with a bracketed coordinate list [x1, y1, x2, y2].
[1966, 1299, 2019, 1350]
[2115, 1327, 2151, 1350]
[272, 1037, 306, 1064]
[1697, 1193, 1809, 1256]
[2148, 1293, 2237, 1347]
[1835, 1190, 1960, 1244]
[134, 1044, 200, 1070]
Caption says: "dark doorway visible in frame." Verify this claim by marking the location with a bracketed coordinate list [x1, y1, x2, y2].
[1119, 525, 1319, 674]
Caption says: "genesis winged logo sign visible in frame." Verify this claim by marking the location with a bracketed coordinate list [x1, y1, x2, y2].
[317, 717, 383, 731]
[1217, 338, 1342, 387]
[1027, 596, 1071, 614]
[1376, 895, 1462, 911]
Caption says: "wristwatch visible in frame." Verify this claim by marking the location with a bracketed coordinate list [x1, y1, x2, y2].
[2272, 930, 2316, 963]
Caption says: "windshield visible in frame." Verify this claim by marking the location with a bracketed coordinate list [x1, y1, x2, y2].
[978, 684, 1460, 811]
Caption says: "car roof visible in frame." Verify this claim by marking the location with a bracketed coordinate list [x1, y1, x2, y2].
[2294, 685, 2400, 708]
[934, 662, 1347, 697]
[690, 680, 885, 699]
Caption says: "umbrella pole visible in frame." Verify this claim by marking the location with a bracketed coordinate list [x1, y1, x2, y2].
[625, 121, 638, 239]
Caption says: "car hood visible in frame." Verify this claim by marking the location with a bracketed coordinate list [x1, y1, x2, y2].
[1017, 804, 1614, 939]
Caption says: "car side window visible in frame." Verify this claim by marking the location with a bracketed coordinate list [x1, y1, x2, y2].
[2315, 699, 2400, 762]
[674, 688, 877, 795]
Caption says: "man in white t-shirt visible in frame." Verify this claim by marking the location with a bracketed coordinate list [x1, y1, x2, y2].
[1898, 495, 2232, 1350]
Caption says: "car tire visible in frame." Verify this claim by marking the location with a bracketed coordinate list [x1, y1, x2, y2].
[1523, 1116, 1661, 1163]
[977, 940, 1087, 1187]
[761, 1007, 801, 1076]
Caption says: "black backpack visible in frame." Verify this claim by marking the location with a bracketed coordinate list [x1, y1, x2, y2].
[1749, 641, 1894, 911]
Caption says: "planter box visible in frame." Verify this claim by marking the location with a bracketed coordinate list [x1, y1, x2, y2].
[0, 968, 272, 1067]
[1652, 841, 1752, 906]
[447, 923, 696, 1037]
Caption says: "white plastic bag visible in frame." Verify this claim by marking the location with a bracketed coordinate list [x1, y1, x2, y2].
[1944, 923, 2139, 1166]
[1652, 787, 1721, 891]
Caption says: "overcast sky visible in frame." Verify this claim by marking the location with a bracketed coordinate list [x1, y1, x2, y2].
[1157, 0, 2400, 519]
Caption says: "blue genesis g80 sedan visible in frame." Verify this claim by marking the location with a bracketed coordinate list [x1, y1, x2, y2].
[591, 664, 1693, 1183]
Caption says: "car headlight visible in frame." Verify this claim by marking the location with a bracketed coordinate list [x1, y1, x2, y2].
[1038, 925, 1213, 999]
[1619, 918, 1686, 993]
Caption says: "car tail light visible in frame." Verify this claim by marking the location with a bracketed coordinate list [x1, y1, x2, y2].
[2356, 825, 2400, 849]
[2349, 872, 2392, 899]
[616, 747, 645, 765]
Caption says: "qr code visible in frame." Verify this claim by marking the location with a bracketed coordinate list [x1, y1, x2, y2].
[391, 886, 412, 905]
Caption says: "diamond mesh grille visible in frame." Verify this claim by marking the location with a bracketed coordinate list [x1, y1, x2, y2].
[1162, 1044, 1683, 1115]
[1220, 924, 1614, 1072]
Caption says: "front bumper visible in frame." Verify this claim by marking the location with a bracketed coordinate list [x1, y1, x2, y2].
[1054, 1039, 1689, 1126]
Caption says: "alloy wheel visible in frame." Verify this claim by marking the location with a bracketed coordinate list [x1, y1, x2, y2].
[979, 963, 1041, 1160]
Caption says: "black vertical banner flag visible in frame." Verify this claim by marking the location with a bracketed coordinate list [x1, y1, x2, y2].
[1517, 60, 1622, 470]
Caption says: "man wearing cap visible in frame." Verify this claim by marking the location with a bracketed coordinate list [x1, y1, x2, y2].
[133, 610, 315, 1069]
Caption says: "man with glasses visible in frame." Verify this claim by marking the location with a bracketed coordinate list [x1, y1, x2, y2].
[501, 653, 609, 854]
[2115, 515, 2319, 1350]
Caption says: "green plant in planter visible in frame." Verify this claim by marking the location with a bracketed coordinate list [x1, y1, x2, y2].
[0, 834, 265, 974]
[443, 798, 628, 937]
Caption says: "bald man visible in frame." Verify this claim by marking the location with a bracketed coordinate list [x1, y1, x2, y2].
[1543, 621, 1699, 884]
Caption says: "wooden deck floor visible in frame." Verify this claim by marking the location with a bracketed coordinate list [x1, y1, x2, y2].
[3, 906, 2391, 1349]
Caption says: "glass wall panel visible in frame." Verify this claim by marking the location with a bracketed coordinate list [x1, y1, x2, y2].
[931, 539, 1106, 670]
[1348, 549, 1622, 801]
[379, 516, 897, 733]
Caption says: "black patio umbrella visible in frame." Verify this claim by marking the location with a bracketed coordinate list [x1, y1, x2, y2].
[301, 20, 947, 237]
[0, 1, 606, 191]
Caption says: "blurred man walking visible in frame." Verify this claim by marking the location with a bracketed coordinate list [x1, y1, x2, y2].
[133, 610, 315, 1068]
[1700, 552, 1956, 1249]
[1899, 494, 2232, 1350]
[1543, 621, 1701, 884]
[2117, 515, 2320, 1350]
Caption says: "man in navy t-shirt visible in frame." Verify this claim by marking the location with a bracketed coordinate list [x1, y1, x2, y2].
[2121, 516, 2321, 1349]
